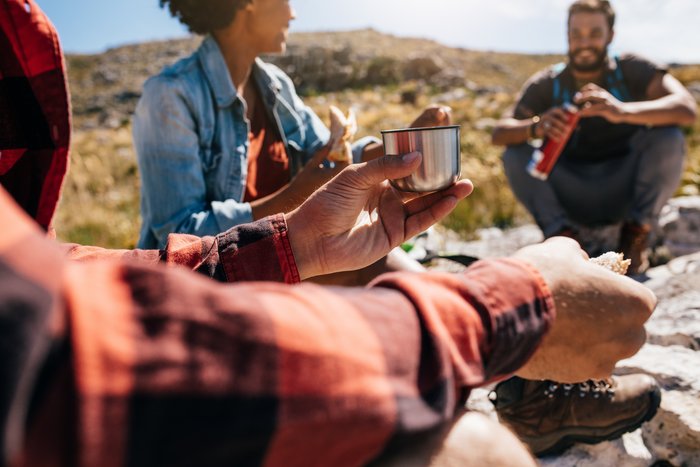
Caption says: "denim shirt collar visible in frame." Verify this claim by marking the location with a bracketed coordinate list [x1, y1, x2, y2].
[197, 36, 283, 109]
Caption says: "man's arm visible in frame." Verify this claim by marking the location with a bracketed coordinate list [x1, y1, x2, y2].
[60, 214, 301, 284]
[3, 184, 654, 466]
[576, 72, 697, 126]
[491, 114, 540, 146]
[62, 153, 474, 285]
[492, 73, 556, 146]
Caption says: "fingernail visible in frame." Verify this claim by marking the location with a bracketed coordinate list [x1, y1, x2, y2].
[402, 152, 421, 163]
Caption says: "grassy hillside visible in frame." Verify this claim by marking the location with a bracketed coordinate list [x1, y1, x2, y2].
[54, 30, 700, 249]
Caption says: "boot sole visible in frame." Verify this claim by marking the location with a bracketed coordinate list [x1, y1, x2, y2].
[529, 386, 662, 457]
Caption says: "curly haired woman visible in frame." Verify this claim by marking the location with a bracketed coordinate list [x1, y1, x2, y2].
[134, 0, 450, 256]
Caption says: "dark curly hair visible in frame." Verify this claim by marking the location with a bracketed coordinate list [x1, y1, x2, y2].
[159, 0, 253, 35]
[568, 0, 616, 30]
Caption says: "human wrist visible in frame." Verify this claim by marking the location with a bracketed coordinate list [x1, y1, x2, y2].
[528, 116, 541, 141]
[285, 209, 318, 280]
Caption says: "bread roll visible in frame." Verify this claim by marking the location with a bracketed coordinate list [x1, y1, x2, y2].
[590, 252, 632, 275]
[327, 106, 357, 163]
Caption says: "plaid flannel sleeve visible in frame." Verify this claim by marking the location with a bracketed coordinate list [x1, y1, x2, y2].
[61, 214, 300, 284]
[3, 188, 555, 467]
[23, 259, 551, 466]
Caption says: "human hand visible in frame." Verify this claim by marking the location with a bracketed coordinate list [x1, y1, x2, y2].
[286, 152, 474, 279]
[535, 106, 576, 141]
[410, 105, 452, 128]
[574, 83, 628, 123]
[513, 238, 656, 383]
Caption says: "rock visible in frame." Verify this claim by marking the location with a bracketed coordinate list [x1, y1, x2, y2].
[617, 345, 700, 467]
[644, 255, 700, 349]
[400, 88, 419, 105]
[659, 196, 700, 257]
[402, 55, 444, 80]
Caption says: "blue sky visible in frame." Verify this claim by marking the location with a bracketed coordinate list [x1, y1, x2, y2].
[38, 0, 700, 63]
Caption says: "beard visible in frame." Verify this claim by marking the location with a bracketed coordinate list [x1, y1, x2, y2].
[568, 46, 608, 72]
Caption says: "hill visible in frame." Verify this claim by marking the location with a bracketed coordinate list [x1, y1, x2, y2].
[65, 29, 563, 130]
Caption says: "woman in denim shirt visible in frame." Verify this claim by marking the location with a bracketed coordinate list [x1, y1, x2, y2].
[134, 0, 450, 280]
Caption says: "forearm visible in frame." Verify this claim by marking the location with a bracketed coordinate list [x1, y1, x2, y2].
[63, 214, 300, 284]
[249, 184, 306, 220]
[372, 258, 556, 385]
[619, 95, 698, 127]
[492, 118, 535, 146]
[54, 256, 553, 465]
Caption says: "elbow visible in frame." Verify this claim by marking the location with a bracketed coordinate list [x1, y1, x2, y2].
[679, 95, 698, 126]
[684, 102, 698, 126]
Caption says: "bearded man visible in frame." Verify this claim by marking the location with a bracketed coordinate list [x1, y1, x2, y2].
[492, 0, 696, 276]
[489, 0, 696, 456]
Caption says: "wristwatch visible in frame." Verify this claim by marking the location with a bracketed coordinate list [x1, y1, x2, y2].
[528, 115, 541, 140]
[527, 115, 540, 143]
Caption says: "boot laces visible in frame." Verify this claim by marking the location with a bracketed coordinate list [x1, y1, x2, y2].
[543, 379, 615, 399]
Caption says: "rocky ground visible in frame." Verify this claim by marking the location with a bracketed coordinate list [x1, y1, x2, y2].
[414, 196, 700, 466]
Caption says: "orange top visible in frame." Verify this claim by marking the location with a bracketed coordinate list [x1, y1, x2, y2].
[244, 87, 290, 202]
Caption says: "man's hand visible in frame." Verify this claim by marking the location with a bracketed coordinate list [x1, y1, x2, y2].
[410, 105, 452, 128]
[575, 83, 628, 123]
[536, 106, 576, 141]
[286, 153, 474, 279]
[514, 238, 656, 383]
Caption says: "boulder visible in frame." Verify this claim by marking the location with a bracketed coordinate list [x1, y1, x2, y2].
[659, 196, 700, 257]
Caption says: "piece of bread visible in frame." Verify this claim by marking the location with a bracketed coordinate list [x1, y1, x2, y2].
[590, 252, 632, 275]
[327, 106, 357, 163]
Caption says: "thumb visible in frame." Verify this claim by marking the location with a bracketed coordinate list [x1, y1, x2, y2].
[348, 152, 422, 189]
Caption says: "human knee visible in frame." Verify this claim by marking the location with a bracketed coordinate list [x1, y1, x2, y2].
[429, 412, 536, 467]
[637, 127, 686, 181]
[643, 126, 686, 156]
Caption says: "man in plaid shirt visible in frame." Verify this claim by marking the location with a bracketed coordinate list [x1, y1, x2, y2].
[1, 1, 658, 465]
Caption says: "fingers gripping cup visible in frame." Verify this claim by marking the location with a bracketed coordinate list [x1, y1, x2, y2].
[381, 125, 461, 192]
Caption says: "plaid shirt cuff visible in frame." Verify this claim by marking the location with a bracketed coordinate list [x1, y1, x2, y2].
[218, 214, 301, 284]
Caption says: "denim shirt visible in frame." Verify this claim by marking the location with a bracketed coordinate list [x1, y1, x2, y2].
[134, 36, 377, 249]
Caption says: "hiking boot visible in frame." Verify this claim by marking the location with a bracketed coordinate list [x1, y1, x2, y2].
[490, 375, 661, 457]
[619, 222, 651, 275]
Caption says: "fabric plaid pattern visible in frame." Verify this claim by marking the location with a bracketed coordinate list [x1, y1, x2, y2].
[0, 187, 556, 467]
[0, 0, 70, 230]
[60, 213, 300, 284]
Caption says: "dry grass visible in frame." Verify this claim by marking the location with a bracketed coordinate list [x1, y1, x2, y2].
[54, 127, 141, 248]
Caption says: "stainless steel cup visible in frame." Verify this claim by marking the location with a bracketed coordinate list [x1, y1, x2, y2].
[381, 125, 461, 192]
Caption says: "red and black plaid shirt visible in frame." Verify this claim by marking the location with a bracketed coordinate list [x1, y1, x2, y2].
[1, 1, 556, 465]
[1, 186, 555, 467]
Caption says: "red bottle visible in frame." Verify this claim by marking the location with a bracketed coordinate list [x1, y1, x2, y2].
[527, 104, 580, 180]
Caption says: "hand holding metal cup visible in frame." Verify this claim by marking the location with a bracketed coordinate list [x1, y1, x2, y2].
[381, 125, 462, 193]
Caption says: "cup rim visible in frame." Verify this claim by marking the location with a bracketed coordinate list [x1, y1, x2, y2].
[381, 125, 461, 135]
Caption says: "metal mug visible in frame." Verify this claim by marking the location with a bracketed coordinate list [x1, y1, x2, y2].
[381, 125, 461, 192]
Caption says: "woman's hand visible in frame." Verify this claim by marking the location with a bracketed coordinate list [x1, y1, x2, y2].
[410, 105, 452, 128]
[286, 152, 474, 279]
